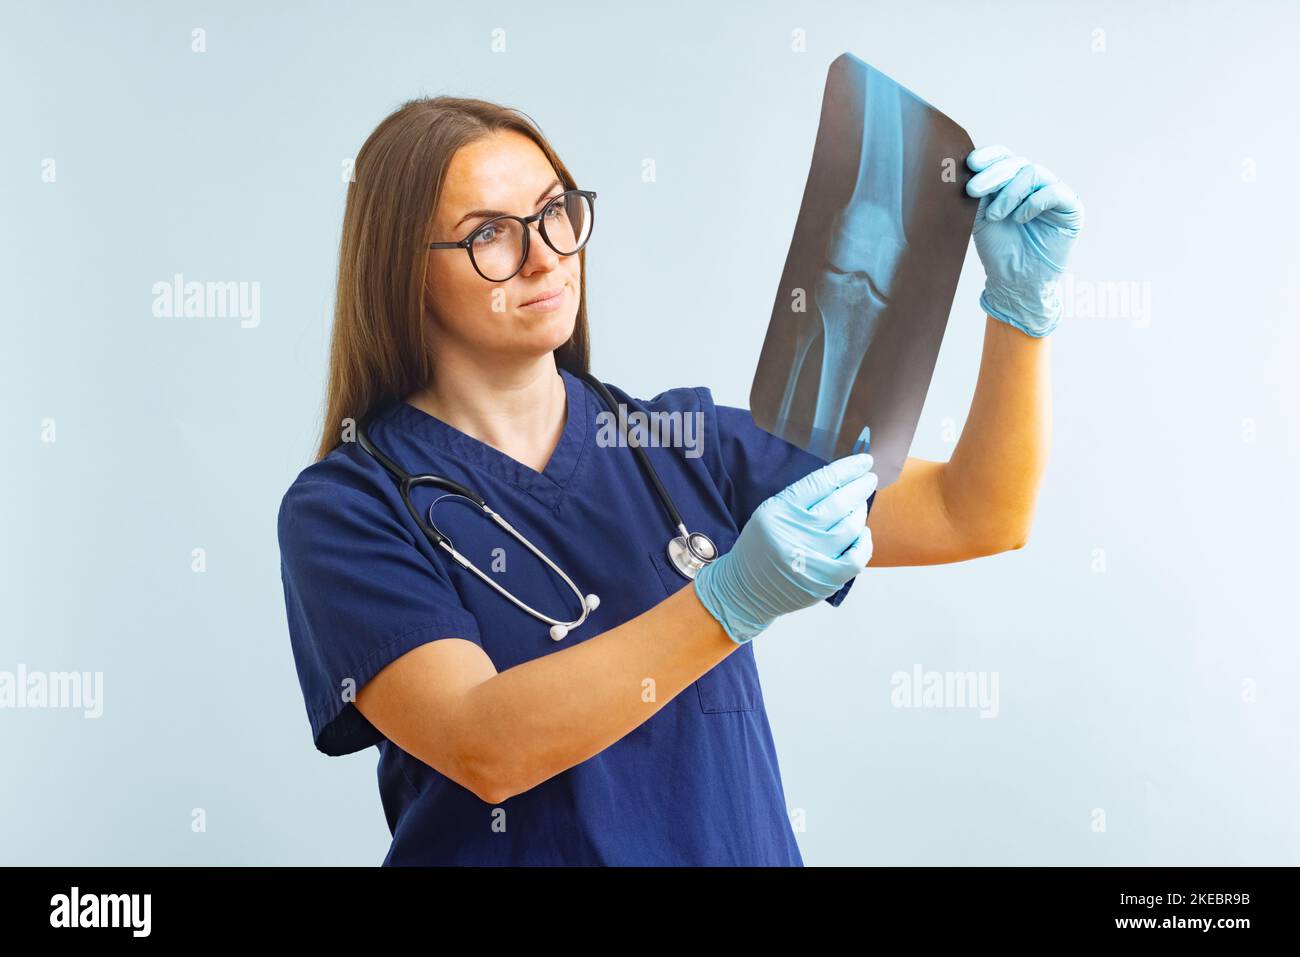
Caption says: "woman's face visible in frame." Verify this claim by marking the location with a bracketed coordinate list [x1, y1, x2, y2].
[424, 130, 582, 364]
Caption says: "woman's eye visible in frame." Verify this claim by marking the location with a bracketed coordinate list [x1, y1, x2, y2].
[472, 225, 500, 246]
[544, 198, 565, 218]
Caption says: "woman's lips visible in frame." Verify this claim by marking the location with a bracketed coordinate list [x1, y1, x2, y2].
[519, 285, 567, 310]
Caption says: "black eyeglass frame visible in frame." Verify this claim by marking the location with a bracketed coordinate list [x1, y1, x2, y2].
[428, 188, 598, 282]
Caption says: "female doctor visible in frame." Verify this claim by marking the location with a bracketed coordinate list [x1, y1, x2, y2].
[277, 96, 1083, 866]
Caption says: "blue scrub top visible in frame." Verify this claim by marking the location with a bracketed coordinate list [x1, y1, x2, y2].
[277, 367, 868, 865]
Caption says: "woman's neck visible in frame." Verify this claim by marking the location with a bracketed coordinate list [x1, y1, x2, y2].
[406, 356, 568, 474]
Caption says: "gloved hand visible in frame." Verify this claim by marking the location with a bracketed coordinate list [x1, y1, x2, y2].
[966, 145, 1085, 338]
[694, 453, 877, 645]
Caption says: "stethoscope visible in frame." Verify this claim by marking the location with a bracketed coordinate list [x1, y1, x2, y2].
[354, 370, 718, 642]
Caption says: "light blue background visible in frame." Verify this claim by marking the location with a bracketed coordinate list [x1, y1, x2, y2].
[4, 0, 1297, 865]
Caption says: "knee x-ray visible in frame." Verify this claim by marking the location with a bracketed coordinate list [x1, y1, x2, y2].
[749, 53, 978, 488]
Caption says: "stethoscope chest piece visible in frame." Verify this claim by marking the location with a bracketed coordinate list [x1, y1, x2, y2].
[668, 531, 717, 580]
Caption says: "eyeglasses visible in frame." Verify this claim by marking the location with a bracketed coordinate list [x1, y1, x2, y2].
[429, 188, 597, 283]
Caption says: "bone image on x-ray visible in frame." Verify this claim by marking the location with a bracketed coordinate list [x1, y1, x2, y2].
[773, 76, 908, 459]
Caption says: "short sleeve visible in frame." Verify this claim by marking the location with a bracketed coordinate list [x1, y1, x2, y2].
[701, 390, 874, 608]
[277, 479, 483, 756]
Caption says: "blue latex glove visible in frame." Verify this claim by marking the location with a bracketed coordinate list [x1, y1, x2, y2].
[693, 454, 877, 645]
[966, 145, 1085, 338]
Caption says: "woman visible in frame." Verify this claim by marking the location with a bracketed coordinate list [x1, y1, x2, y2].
[277, 96, 1083, 865]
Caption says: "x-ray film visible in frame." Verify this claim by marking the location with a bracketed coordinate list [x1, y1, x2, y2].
[749, 53, 978, 489]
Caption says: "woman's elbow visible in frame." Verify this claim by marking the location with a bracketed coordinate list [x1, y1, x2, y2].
[966, 518, 1032, 557]
[456, 736, 540, 805]
[448, 738, 521, 805]
[993, 522, 1032, 553]
[468, 759, 544, 806]
[461, 759, 510, 806]
[472, 781, 512, 806]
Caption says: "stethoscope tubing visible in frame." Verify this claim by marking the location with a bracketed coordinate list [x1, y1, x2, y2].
[354, 371, 713, 639]
[435, 503, 596, 631]
[576, 372, 687, 532]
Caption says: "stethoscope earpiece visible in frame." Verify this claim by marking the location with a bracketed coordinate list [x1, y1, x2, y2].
[550, 594, 599, 641]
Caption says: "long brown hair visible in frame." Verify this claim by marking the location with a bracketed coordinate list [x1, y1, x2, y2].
[313, 96, 591, 462]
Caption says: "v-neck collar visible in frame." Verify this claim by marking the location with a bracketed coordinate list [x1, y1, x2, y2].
[380, 366, 590, 514]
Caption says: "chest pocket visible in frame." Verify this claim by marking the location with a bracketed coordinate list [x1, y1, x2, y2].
[646, 548, 762, 714]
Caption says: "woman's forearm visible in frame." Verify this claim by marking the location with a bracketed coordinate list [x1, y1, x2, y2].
[461, 583, 737, 802]
[941, 314, 1052, 549]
